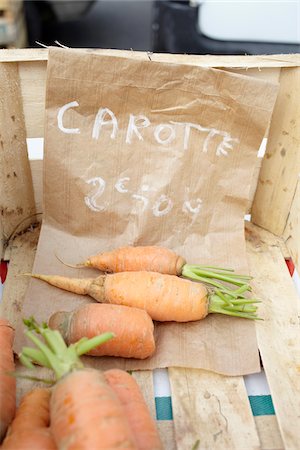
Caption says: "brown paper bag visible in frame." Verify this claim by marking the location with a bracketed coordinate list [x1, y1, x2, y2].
[15, 48, 279, 375]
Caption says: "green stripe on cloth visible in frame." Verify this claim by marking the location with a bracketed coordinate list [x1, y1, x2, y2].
[248, 395, 275, 416]
[155, 397, 173, 420]
[154, 395, 275, 420]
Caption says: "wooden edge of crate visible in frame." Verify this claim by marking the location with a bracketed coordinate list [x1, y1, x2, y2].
[0, 48, 299, 67]
[2, 221, 299, 449]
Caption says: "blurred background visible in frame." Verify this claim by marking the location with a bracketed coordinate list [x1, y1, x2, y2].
[0, 0, 299, 54]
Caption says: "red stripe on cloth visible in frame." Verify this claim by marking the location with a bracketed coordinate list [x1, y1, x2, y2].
[285, 258, 295, 277]
[0, 260, 8, 283]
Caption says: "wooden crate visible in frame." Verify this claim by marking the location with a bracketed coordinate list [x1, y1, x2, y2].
[0, 49, 299, 450]
[0, 0, 27, 48]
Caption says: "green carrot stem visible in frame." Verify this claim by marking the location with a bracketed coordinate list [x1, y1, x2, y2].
[19, 317, 115, 381]
[19, 353, 35, 370]
[186, 265, 252, 282]
[25, 330, 63, 378]
[230, 299, 261, 305]
[208, 294, 262, 320]
[215, 290, 234, 306]
[76, 333, 115, 355]
[21, 347, 52, 368]
[209, 305, 260, 320]
[223, 305, 257, 313]
[189, 268, 250, 286]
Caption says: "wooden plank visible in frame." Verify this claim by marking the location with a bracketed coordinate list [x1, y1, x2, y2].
[0, 62, 36, 258]
[283, 176, 300, 274]
[246, 222, 300, 450]
[169, 367, 260, 450]
[254, 416, 284, 450]
[18, 61, 47, 138]
[0, 48, 300, 66]
[157, 421, 176, 450]
[251, 67, 300, 236]
[0, 224, 40, 326]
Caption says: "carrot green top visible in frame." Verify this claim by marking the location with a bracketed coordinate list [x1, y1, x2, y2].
[19, 317, 114, 381]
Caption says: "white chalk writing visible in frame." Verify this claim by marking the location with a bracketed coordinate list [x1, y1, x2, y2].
[57, 102, 239, 156]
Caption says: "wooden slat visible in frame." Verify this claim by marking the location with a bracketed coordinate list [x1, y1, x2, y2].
[283, 176, 300, 274]
[251, 67, 300, 236]
[157, 421, 176, 450]
[18, 61, 47, 138]
[0, 49, 300, 66]
[254, 416, 284, 450]
[169, 367, 260, 450]
[0, 62, 36, 258]
[246, 222, 300, 449]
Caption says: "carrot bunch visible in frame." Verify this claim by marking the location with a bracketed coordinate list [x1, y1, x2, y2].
[16, 317, 162, 450]
[27, 249, 260, 321]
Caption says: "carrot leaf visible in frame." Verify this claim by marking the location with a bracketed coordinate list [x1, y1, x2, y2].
[208, 293, 262, 320]
[19, 317, 115, 380]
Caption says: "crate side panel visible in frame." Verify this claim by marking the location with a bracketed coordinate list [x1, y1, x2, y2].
[252, 67, 300, 235]
[246, 223, 300, 449]
[0, 62, 36, 258]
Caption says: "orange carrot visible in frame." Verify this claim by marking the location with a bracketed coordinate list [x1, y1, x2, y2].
[49, 303, 155, 359]
[19, 318, 137, 450]
[59, 245, 253, 294]
[2, 388, 56, 450]
[105, 369, 163, 450]
[0, 318, 16, 442]
[28, 271, 260, 321]
[61, 246, 186, 276]
[51, 369, 136, 450]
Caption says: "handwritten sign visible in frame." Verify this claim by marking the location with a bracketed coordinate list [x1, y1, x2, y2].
[57, 101, 239, 218]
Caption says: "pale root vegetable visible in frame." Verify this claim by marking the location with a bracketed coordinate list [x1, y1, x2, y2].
[26, 271, 260, 321]
[1, 388, 56, 450]
[105, 369, 163, 450]
[19, 318, 137, 450]
[0, 318, 16, 442]
[49, 303, 155, 359]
